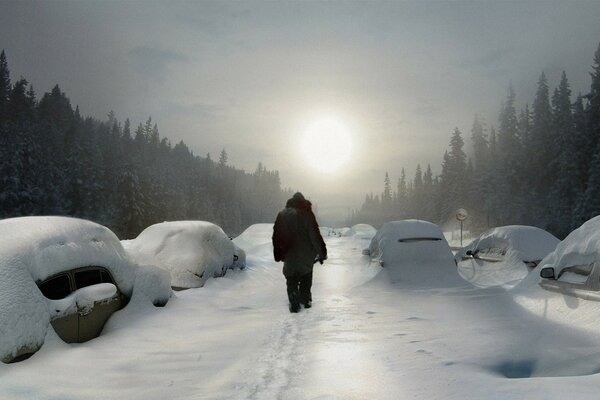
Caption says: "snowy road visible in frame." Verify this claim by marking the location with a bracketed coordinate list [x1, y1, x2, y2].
[3, 233, 600, 399]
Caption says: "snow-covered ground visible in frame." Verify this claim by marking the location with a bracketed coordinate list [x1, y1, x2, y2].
[3, 224, 600, 399]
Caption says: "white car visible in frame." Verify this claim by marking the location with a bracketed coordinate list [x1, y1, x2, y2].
[0, 217, 171, 363]
[125, 221, 240, 289]
[538, 216, 600, 300]
[455, 225, 559, 289]
[365, 220, 462, 287]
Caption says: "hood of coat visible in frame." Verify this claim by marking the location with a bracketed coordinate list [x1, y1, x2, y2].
[286, 192, 312, 211]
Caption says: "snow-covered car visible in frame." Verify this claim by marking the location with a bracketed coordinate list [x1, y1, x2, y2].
[0, 216, 171, 364]
[365, 220, 463, 287]
[125, 221, 239, 290]
[455, 225, 559, 267]
[538, 216, 600, 301]
[455, 225, 559, 289]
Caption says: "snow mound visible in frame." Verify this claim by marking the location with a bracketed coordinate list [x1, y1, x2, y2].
[0, 216, 166, 363]
[126, 221, 236, 289]
[343, 224, 377, 240]
[232, 223, 274, 253]
[233, 245, 247, 270]
[131, 265, 172, 306]
[368, 220, 464, 288]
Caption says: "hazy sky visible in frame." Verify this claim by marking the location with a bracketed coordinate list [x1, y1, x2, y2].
[1, 1, 600, 224]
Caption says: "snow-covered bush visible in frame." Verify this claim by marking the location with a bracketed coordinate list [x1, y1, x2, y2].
[125, 221, 236, 289]
[0, 216, 169, 363]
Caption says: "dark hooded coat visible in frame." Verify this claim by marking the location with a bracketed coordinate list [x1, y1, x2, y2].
[272, 193, 327, 278]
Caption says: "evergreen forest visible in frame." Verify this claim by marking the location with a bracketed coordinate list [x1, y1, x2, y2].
[0, 50, 291, 238]
[350, 42, 600, 239]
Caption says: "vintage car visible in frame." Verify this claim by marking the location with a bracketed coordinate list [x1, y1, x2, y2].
[0, 216, 171, 363]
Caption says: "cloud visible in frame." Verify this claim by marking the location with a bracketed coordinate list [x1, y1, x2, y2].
[127, 45, 188, 78]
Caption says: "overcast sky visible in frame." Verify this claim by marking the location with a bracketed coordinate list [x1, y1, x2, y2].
[1, 1, 600, 224]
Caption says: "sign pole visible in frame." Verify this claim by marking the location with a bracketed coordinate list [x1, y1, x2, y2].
[455, 208, 468, 247]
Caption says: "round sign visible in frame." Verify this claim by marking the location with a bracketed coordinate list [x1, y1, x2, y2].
[455, 208, 468, 221]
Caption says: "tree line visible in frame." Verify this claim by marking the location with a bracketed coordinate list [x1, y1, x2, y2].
[0, 50, 292, 238]
[350, 42, 600, 239]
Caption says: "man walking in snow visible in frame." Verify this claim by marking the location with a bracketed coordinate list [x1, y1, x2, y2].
[273, 192, 327, 313]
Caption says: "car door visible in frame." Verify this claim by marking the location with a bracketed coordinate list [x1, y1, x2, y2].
[38, 267, 125, 343]
[72, 268, 124, 342]
[38, 273, 80, 343]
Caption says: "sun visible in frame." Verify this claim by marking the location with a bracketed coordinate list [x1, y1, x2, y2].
[301, 117, 353, 173]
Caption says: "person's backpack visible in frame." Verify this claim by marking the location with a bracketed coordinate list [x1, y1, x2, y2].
[273, 208, 299, 262]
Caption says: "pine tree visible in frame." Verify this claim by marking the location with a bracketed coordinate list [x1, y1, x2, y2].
[546, 72, 576, 236]
[382, 172, 392, 217]
[219, 148, 228, 167]
[470, 114, 488, 171]
[587, 42, 600, 147]
[397, 168, 407, 218]
[0, 50, 10, 120]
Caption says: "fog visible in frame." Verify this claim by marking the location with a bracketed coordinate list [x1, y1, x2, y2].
[1, 1, 600, 226]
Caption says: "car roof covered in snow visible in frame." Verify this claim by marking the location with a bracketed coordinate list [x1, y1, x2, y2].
[376, 219, 445, 241]
[0, 216, 137, 291]
[471, 225, 559, 261]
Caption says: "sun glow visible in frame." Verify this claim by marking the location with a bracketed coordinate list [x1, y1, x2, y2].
[301, 117, 353, 173]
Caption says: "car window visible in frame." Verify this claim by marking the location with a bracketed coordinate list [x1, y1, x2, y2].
[74, 269, 103, 289]
[477, 247, 507, 257]
[557, 264, 593, 285]
[100, 270, 115, 285]
[38, 274, 72, 300]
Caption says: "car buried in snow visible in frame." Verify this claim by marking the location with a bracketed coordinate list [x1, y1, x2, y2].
[455, 225, 560, 289]
[538, 216, 600, 301]
[0, 216, 171, 363]
[364, 220, 463, 287]
[123, 220, 243, 290]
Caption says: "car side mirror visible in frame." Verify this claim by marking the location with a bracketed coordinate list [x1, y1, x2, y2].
[540, 267, 555, 280]
[362, 249, 370, 256]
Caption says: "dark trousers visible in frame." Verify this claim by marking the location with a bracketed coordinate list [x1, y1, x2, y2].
[286, 272, 313, 305]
